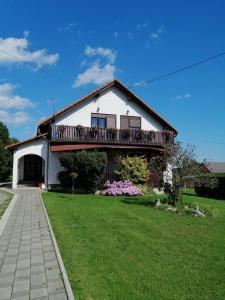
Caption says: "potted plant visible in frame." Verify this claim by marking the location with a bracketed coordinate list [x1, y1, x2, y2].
[89, 125, 99, 138]
[107, 128, 117, 139]
[134, 129, 145, 140]
[76, 125, 84, 137]
[58, 125, 67, 138]
[121, 128, 131, 139]
[148, 130, 156, 142]
[162, 130, 173, 143]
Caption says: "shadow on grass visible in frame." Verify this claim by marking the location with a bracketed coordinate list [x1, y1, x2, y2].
[182, 192, 196, 197]
[121, 195, 161, 207]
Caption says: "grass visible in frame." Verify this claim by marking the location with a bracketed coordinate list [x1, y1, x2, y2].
[42, 190, 225, 300]
[0, 190, 12, 219]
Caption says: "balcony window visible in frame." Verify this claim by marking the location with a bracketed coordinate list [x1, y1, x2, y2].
[91, 113, 116, 128]
[120, 116, 141, 130]
[91, 116, 106, 128]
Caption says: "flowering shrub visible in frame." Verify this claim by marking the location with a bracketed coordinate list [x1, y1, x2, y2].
[103, 180, 143, 196]
[115, 156, 150, 184]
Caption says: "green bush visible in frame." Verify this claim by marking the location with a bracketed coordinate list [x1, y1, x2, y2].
[195, 174, 225, 200]
[115, 156, 150, 184]
[59, 151, 107, 193]
[136, 184, 153, 195]
[57, 171, 72, 188]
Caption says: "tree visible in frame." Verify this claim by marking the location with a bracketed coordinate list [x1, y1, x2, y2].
[0, 122, 15, 182]
[153, 142, 199, 205]
[0, 122, 10, 145]
[59, 151, 107, 193]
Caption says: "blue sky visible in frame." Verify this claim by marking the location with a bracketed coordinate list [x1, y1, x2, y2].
[0, 0, 225, 161]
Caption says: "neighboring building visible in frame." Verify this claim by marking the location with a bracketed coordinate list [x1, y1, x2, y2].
[200, 162, 225, 174]
[8, 79, 178, 188]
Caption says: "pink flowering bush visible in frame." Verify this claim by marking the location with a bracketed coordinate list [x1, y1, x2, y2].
[103, 180, 143, 196]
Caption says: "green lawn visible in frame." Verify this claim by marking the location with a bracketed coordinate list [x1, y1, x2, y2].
[42, 191, 225, 300]
[0, 190, 12, 219]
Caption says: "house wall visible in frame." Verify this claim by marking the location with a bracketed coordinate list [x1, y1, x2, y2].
[12, 139, 48, 188]
[54, 86, 164, 131]
[48, 151, 64, 185]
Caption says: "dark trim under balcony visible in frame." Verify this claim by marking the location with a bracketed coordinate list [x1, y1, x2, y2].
[50, 125, 175, 146]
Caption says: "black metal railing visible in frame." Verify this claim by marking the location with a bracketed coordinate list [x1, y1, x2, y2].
[50, 125, 174, 145]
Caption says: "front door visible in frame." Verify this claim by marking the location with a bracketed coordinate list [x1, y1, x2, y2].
[24, 155, 43, 182]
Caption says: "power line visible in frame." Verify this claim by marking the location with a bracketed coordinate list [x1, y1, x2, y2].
[0, 48, 73, 86]
[130, 50, 225, 89]
[1, 47, 225, 89]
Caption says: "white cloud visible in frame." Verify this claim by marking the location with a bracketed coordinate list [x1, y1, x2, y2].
[85, 46, 116, 64]
[0, 83, 33, 109]
[172, 93, 191, 101]
[150, 24, 165, 40]
[73, 46, 117, 87]
[0, 36, 59, 68]
[0, 110, 30, 125]
[136, 23, 148, 30]
[65, 22, 77, 31]
[73, 62, 116, 87]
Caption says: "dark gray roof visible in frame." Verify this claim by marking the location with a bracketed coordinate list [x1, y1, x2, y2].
[205, 162, 225, 173]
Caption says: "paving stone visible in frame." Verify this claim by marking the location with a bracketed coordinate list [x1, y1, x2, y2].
[15, 268, 30, 279]
[0, 285, 13, 299]
[31, 265, 45, 274]
[12, 278, 30, 293]
[49, 292, 68, 300]
[31, 273, 47, 287]
[30, 287, 48, 299]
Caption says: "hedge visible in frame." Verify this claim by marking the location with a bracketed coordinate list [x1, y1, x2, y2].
[195, 174, 225, 200]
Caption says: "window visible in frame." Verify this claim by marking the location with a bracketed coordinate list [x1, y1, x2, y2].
[91, 116, 106, 128]
[120, 116, 141, 130]
[91, 114, 116, 128]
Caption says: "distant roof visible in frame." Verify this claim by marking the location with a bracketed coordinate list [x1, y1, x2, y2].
[7, 133, 47, 150]
[39, 79, 178, 134]
[204, 162, 225, 173]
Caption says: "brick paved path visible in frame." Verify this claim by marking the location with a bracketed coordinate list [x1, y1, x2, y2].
[0, 189, 68, 300]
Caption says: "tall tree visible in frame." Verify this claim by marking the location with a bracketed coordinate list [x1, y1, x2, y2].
[0, 122, 17, 182]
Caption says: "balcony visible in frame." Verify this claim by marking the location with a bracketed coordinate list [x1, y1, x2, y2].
[50, 125, 175, 146]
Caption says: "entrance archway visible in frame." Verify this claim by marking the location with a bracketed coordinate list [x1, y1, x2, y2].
[18, 154, 45, 185]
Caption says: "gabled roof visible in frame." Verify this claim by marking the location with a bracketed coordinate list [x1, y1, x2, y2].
[203, 162, 225, 174]
[7, 133, 47, 150]
[39, 79, 178, 133]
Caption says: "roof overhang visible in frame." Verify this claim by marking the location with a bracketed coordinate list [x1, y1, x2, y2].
[7, 133, 48, 150]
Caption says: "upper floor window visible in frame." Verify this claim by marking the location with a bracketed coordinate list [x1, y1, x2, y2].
[91, 113, 116, 128]
[120, 115, 141, 130]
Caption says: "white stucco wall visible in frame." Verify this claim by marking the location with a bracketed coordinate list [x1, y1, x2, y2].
[12, 138, 48, 188]
[48, 151, 63, 185]
[55, 86, 164, 131]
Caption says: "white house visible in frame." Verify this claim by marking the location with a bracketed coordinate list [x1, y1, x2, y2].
[8, 79, 178, 189]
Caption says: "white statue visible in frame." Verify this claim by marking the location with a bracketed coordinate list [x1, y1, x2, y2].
[163, 163, 173, 186]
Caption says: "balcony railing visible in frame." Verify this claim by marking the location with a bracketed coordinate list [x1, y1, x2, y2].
[50, 125, 174, 146]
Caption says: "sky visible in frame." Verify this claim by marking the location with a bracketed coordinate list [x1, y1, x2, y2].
[0, 0, 225, 161]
